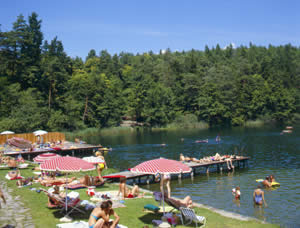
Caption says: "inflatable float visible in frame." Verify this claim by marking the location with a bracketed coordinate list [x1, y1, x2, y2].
[256, 179, 280, 186]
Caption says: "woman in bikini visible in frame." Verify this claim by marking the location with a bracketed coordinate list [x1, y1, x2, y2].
[117, 177, 143, 200]
[88, 200, 120, 228]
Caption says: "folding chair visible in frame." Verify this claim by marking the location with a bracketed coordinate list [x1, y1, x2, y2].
[179, 207, 206, 227]
[40, 188, 85, 216]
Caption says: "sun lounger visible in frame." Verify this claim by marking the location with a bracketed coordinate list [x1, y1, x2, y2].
[40, 188, 85, 216]
[179, 207, 206, 227]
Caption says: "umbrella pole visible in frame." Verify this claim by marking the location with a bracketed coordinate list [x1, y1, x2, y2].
[65, 172, 68, 213]
[160, 174, 165, 216]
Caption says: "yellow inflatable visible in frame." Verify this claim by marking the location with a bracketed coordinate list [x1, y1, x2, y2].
[256, 179, 280, 186]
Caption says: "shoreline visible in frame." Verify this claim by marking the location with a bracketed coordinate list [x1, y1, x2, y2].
[132, 184, 268, 224]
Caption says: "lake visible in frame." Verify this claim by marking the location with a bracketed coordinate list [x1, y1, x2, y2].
[85, 125, 300, 227]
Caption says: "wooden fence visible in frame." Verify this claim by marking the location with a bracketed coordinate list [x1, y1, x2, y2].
[0, 132, 65, 145]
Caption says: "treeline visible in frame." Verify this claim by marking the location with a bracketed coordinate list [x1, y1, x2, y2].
[0, 13, 299, 133]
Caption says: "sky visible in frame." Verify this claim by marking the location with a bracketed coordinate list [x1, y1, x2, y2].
[1, 0, 299, 59]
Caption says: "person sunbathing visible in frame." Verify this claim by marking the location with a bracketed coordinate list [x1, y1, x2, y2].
[76, 175, 104, 187]
[165, 195, 193, 208]
[39, 176, 77, 186]
[180, 154, 199, 162]
[16, 177, 33, 187]
[117, 177, 144, 200]
[8, 169, 21, 179]
[47, 185, 67, 207]
[88, 200, 120, 228]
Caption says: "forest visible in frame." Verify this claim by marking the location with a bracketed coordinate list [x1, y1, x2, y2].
[0, 13, 299, 133]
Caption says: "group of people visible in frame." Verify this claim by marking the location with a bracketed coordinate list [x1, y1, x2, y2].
[180, 153, 237, 170]
[231, 175, 276, 207]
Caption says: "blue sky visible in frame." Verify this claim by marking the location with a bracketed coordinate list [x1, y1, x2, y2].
[1, 0, 299, 58]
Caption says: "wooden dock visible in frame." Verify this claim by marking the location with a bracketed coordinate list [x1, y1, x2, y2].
[103, 156, 250, 184]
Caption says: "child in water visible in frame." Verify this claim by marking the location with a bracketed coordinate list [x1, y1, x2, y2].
[232, 187, 241, 200]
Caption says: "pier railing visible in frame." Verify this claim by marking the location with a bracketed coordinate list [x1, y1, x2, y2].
[0, 132, 65, 144]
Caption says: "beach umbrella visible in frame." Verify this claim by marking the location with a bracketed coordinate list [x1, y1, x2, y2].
[33, 153, 61, 164]
[40, 156, 95, 212]
[33, 130, 48, 136]
[1, 130, 15, 142]
[131, 158, 192, 214]
[82, 156, 104, 165]
[0, 131, 15, 135]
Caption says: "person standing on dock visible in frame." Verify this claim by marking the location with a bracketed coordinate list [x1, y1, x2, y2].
[0, 187, 6, 208]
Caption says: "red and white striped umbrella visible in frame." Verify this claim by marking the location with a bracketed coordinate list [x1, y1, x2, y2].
[40, 156, 95, 172]
[131, 158, 192, 215]
[82, 156, 104, 165]
[33, 153, 61, 164]
[131, 158, 192, 175]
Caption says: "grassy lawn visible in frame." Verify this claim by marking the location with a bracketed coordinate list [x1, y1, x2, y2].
[0, 165, 279, 227]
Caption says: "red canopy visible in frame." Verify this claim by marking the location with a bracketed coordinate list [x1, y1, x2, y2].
[40, 156, 95, 172]
[130, 158, 192, 175]
[33, 153, 61, 164]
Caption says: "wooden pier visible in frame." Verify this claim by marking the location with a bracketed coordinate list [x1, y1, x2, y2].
[103, 156, 250, 184]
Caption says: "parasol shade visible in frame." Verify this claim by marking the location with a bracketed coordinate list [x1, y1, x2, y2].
[131, 157, 192, 175]
[0, 131, 14, 135]
[33, 153, 61, 164]
[40, 156, 95, 172]
[33, 130, 48, 136]
[82, 156, 104, 164]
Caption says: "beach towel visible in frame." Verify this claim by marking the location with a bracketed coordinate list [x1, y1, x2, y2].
[5, 174, 23, 180]
[56, 221, 128, 228]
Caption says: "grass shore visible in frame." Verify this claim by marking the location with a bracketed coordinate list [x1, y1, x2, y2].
[0, 165, 279, 227]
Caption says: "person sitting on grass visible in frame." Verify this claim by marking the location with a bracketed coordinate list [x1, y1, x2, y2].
[88, 200, 120, 228]
[7, 157, 17, 169]
[7, 169, 21, 179]
[117, 177, 144, 200]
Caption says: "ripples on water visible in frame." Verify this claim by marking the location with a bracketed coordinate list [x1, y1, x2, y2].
[86, 126, 300, 227]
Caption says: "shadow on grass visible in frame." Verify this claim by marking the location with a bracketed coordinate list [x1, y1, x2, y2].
[51, 207, 92, 220]
[138, 212, 163, 226]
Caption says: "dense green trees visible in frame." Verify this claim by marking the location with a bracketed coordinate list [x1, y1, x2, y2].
[0, 13, 299, 132]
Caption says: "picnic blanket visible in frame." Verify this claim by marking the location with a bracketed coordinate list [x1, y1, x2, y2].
[5, 174, 23, 180]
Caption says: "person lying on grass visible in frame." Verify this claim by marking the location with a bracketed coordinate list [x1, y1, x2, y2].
[88, 200, 120, 228]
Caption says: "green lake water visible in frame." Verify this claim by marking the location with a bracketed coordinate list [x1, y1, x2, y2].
[84, 126, 299, 227]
